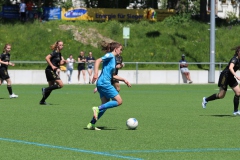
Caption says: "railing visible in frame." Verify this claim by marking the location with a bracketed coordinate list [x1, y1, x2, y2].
[11, 61, 228, 84]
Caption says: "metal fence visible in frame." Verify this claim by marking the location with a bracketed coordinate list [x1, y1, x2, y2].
[11, 61, 228, 84]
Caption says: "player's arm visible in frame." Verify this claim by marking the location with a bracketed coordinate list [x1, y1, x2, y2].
[0, 58, 12, 66]
[92, 58, 102, 83]
[230, 62, 240, 80]
[60, 56, 66, 65]
[113, 75, 131, 87]
[45, 54, 57, 70]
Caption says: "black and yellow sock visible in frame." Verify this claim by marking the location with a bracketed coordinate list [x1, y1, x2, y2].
[206, 93, 219, 102]
[7, 85, 12, 95]
[233, 95, 239, 112]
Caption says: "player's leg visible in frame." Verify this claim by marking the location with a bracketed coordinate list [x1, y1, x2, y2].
[231, 80, 240, 115]
[89, 97, 109, 123]
[202, 72, 227, 108]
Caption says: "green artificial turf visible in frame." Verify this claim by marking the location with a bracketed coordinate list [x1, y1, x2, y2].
[0, 84, 239, 160]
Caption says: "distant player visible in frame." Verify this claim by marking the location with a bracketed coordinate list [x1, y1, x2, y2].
[0, 44, 18, 98]
[202, 46, 240, 115]
[39, 40, 66, 105]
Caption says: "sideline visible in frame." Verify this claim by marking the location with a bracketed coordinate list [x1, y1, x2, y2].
[0, 137, 142, 160]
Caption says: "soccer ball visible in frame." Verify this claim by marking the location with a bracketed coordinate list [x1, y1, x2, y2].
[126, 118, 138, 130]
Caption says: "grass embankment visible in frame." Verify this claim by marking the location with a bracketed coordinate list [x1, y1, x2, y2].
[0, 18, 238, 69]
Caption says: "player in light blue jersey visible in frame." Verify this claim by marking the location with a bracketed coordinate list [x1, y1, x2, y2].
[87, 41, 131, 130]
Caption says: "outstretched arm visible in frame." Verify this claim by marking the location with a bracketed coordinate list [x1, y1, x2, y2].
[113, 75, 131, 87]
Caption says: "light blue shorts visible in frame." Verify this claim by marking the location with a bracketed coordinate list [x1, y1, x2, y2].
[97, 84, 118, 99]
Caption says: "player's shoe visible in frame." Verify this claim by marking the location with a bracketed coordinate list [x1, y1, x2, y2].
[87, 123, 101, 130]
[202, 97, 207, 109]
[39, 101, 47, 105]
[10, 93, 18, 98]
[189, 80, 193, 84]
[233, 111, 240, 116]
[92, 106, 99, 120]
[42, 88, 45, 97]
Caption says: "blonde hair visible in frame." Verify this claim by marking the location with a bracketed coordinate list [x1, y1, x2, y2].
[50, 40, 62, 51]
[3, 44, 11, 53]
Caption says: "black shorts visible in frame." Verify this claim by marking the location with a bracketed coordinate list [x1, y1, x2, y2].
[45, 69, 60, 82]
[218, 72, 238, 91]
[0, 68, 10, 80]
[78, 65, 85, 71]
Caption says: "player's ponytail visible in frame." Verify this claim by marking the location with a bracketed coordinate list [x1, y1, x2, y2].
[231, 46, 240, 56]
[50, 40, 62, 51]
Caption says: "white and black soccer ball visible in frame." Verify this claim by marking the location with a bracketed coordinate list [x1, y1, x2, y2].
[126, 118, 138, 130]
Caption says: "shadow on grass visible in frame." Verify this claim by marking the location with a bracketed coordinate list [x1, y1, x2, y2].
[146, 31, 161, 38]
[200, 115, 234, 117]
[83, 127, 116, 130]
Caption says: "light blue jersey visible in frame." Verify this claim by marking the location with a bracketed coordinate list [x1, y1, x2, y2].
[97, 52, 118, 99]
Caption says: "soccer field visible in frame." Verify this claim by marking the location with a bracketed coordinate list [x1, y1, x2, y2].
[0, 84, 240, 160]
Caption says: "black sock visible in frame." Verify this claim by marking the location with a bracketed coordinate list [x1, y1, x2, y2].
[90, 117, 97, 124]
[40, 91, 52, 102]
[7, 85, 13, 95]
[233, 95, 239, 112]
[206, 93, 219, 102]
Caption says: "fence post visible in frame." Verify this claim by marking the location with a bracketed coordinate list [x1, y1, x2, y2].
[136, 62, 138, 84]
[178, 63, 180, 84]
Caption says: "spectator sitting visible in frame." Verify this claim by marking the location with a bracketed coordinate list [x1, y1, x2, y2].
[179, 54, 193, 84]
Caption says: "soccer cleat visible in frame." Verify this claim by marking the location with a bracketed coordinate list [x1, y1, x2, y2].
[92, 106, 99, 120]
[87, 123, 101, 130]
[233, 111, 240, 116]
[42, 88, 45, 97]
[10, 93, 18, 98]
[202, 97, 207, 109]
[39, 101, 47, 105]
[189, 80, 193, 84]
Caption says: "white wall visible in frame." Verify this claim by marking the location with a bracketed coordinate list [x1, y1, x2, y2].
[7, 70, 225, 84]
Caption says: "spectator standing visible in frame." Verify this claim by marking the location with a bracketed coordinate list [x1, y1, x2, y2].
[19, 0, 27, 22]
[66, 54, 75, 84]
[86, 51, 95, 84]
[37, 0, 43, 22]
[77, 51, 86, 84]
[26, 0, 34, 20]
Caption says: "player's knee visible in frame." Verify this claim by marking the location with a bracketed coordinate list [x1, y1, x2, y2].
[117, 99, 123, 106]
[218, 93, 225, 99]
[58, 84, 64, 88]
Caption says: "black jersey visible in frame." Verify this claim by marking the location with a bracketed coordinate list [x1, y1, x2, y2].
[222, 56, 240, 76]
[46, 51, 62, 70]
[78, 55, 86, 67]
[114, 55, 123, 75]
[0, 53, 10, 70]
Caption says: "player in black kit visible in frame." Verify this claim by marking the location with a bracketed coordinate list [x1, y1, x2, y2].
[112, 55, 124, 92]
[40, 41, 66, 105]
[202, 46, 240, 115]
[0, 44, 18, 98]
